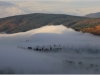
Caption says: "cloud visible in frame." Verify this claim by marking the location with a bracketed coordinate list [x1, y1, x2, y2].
[0, 0, 100, 16]
[0, 0, 100, 17]
[13, 0, 100, 16]
[0, 25, 100, 73]
[14, 1, 79, 15]
[59, 0, 75, 2]
[0, 1, 14, 6]
[0, 1, 26, 18]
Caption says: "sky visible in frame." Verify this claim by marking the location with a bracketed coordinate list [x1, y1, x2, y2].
[0, 0, 100, 17]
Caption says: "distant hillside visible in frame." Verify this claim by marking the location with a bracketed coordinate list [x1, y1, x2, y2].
[0, 13, 100, 35]
[85, 12, 100, 18]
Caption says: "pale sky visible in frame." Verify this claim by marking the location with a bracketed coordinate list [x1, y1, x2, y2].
[0, 0, 100, 16]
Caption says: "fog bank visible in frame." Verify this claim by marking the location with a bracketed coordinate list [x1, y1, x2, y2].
[0, 25, 100, 74]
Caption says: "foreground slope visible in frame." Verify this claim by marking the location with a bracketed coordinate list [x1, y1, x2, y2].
[0, 13, 100, 35]
[0, 25, 100, 74]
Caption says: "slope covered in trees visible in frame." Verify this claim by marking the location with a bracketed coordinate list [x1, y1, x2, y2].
[81, 25, 100, 35]
[0, 13, 100, 35]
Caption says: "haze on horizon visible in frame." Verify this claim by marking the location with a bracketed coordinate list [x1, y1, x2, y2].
[0, 0, 100, 18]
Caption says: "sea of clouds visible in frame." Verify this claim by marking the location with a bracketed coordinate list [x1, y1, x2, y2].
[0, 25, 100, 74]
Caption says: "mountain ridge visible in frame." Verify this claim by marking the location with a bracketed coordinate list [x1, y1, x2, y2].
[0, 13, 100, 35]
[85, 12, 100, 18]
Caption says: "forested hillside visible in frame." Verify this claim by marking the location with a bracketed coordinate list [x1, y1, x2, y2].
[0, 13, 100, 35]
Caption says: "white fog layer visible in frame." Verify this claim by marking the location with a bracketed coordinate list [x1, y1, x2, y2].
[0, 25, 100, 74]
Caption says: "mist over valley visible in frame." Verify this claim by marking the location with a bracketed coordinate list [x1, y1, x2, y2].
[0, 25, 100, 74]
